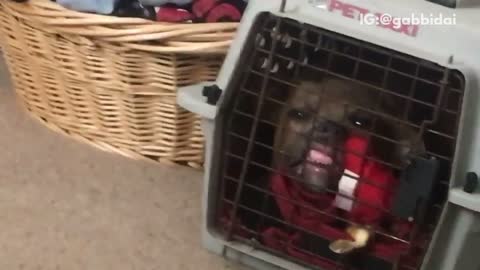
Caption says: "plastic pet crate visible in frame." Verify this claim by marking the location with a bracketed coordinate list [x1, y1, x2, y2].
[179, 0, 480, 269]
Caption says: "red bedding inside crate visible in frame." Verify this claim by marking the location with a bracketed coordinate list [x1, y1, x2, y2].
[221, 134, 419, 269]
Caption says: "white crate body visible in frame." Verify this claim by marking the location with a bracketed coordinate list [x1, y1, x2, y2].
[179, 1, 480, 269]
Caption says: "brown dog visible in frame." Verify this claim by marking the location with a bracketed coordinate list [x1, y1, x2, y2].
[273, 76, 424, 192]
[272, 76, 425, 253]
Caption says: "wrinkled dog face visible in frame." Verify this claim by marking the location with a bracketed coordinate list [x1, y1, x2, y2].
[273, 77, 424, 192]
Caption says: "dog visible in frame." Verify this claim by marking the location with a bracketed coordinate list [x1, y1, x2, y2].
[270, 76, 426, 254]
[273, 76, 425, 192]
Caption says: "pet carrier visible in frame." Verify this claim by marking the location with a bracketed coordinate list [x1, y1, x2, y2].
[178, 0, 480, 269]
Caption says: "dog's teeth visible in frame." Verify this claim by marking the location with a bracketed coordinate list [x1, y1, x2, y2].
[307, 156, 330, 166]
[308, 149, 333, 166]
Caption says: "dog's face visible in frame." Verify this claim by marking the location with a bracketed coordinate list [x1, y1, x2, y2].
[273, 77, 424, 192]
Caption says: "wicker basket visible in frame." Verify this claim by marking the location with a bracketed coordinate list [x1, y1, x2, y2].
[0, 0, 238, 168]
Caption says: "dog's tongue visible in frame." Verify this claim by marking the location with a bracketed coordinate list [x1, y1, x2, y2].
[303, 150, 331, 192]
[308, 149, 333, 165]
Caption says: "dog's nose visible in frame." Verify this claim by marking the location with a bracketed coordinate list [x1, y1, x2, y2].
[313, 119, 343, 142]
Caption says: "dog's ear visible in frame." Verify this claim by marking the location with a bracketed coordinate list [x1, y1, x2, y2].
[374, 115, 425, 166]
[379, 96, 404, 118]
[396, 139, 426, 165]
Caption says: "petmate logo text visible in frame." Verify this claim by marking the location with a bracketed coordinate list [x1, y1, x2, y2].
[309, 0, 421, 37]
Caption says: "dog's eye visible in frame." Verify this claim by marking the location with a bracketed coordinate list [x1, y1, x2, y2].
[348, 111, 373, 130]
[288, 109, 311, 121]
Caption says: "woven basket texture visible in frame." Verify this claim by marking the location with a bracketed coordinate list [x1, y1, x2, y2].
[0, 0, 238, 168]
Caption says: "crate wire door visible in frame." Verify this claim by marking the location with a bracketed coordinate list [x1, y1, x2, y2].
[213, 13, 465, 270]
